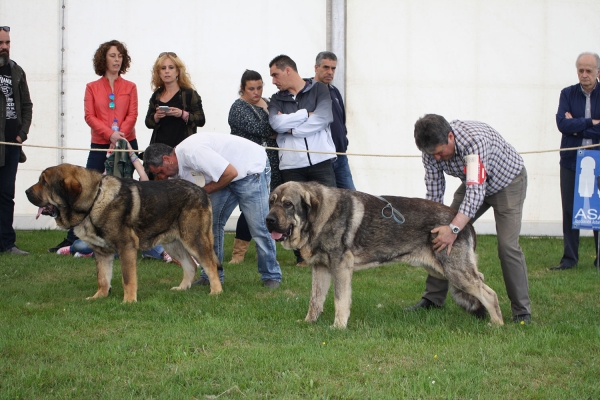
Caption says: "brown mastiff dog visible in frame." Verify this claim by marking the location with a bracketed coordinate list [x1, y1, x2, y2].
[266, 181, 503, 328]
[26, 163, 222, 302]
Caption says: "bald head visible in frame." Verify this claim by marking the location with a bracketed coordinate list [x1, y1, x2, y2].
[576, 52, 600, 93]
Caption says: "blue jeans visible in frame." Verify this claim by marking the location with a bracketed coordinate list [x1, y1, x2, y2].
[71, 239, 93, 255]
[200, 164, 281, 282]
[142, 245, 166, 259]
[332, 154, 356, 190]
[0, 144, 20, 251]
[71, 239, 120, 258]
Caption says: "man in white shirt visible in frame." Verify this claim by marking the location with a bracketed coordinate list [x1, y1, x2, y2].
[144, 133, 282, 288]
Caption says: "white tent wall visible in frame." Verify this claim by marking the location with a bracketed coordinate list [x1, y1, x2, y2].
[5, 0, 326, 231]
[346, 0, 600, 236]
[3, 0, 600, 236]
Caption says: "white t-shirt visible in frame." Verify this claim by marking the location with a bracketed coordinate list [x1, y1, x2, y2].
[175, 133, 267, 185]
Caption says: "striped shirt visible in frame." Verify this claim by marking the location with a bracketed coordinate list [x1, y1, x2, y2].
[422, 120, 524, 218]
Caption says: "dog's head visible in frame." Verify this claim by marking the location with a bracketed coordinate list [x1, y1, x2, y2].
[26, 164, 103, 229]
[266, 181, 321, 250]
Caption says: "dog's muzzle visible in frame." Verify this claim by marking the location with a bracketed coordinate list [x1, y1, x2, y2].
[269, 225, 293, 242]
[36, 204, 59, 220]
[266, 214, 293, 242]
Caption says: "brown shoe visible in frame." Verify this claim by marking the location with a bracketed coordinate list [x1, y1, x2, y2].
[229, 238, 251, 264]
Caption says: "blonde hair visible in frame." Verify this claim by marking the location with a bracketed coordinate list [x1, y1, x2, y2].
[150, 53, 195, 91]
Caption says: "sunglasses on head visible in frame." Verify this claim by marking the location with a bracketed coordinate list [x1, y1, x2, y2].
[159, 52, 177, 58]
[0, 26, 10, 32]
[108, 93, 115, 109]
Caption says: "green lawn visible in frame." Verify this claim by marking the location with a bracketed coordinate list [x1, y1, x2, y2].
[1, 231, 598, 399]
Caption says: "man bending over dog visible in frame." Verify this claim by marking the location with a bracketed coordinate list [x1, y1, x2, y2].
[410, 114, 531, 323]
[144, 133, 282, 288]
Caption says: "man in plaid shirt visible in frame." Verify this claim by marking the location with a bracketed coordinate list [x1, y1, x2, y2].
[408, 114, 531, 323]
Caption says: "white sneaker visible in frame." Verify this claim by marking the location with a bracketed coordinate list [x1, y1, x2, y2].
[74, 252, 93, 258]
[161, 251, 172, 263]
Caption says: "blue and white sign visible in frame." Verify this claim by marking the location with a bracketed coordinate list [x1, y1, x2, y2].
[573, 150, 600, 230]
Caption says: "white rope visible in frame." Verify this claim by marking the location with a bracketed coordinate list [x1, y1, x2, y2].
[2, 141, 599, 157]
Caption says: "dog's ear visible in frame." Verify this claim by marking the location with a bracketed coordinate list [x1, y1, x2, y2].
[60, 176, 82, 206]
[270, 192, 278, 204]
[302, 188, 320, 224]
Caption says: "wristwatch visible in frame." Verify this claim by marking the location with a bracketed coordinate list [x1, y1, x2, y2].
[449, 224, 461, 234]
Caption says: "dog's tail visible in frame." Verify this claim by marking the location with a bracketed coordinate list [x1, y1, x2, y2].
[449, 285, 487, 319]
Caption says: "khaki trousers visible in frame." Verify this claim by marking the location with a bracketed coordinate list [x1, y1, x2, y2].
[423, 167, 531, 317]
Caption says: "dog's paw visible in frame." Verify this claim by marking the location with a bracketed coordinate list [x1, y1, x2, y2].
[171, 284, 191, 291]
[122, 297, 137, 303]
[305, 314, 319, 323]
[330, 324, 347, 330]
[86, 289, 109, 300]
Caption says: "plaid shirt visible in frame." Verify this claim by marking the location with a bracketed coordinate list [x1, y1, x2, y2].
[422, 120, 524, 218]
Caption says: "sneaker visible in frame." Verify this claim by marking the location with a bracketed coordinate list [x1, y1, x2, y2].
[4, 246, 29, 256]
[56, 246, 71, 255]
[74, 252, 93, 258]
[48, 238, 73, 253]
[161, 251, 172, 263]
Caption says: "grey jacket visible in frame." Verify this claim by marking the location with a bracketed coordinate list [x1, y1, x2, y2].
[0, 60, 33, 167]
[268, 79, 335, 170]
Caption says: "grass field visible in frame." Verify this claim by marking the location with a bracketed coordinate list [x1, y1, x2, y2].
[1, 230, 599, 399]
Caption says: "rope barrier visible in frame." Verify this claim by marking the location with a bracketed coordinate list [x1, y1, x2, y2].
[2, 140, 599, 157]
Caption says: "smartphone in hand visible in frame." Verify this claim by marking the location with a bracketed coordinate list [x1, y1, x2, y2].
[158, 106, 170, 112]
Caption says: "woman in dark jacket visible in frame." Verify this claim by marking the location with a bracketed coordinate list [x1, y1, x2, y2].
[228, 69, 281, 264]
[145, 52, 205, 147]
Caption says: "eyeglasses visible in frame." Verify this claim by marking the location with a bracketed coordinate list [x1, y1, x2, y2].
[108, 93, 115, 109]
[159, 52, 177, 58]
[0, 26, 9, 32]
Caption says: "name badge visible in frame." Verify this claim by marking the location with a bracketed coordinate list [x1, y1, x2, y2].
[464, 154, 486, 185]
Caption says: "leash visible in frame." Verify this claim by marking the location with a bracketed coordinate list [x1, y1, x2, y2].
[374, 195, 405, 224]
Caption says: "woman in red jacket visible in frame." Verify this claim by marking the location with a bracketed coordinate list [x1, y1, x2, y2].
[49, 40, 139, 253]
[84, 39, 138, 172]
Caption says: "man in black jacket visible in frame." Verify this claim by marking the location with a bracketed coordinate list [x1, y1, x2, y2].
[0, 26, 32, 255]
[313, 51, 356, 190]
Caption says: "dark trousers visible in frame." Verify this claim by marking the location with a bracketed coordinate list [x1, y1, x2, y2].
[423, 168, 531, 317]
[560, 166, 599, 267]
[235, 212, 252, 242]
[0, 144, 20, 251]
[280, 159, 337, 187]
